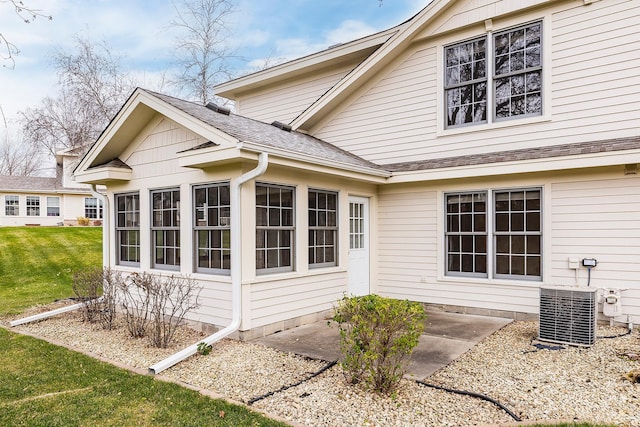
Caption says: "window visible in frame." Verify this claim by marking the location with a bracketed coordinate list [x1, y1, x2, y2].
[26, 196, 39, 216]
[308, 190, 338, 268]
[494, 189, 541, 279]
[84, 197, 103, 219]
[256, 183, 294, 273]
[445, 21, 542, 128]
[151, 188, 180, 269]
[194, 183, 230, 273]
[5, 195, 19, 216]
[115, 193, 140, 266]
[46, 197, 60, 217]
[445, 188, 541, 280]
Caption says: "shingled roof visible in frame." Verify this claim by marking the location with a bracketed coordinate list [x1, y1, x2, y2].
[146, 90, 385, 172]
[0, 175, 61, 192]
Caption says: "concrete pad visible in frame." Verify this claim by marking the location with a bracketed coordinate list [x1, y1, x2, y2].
[251, 311, 512, 380]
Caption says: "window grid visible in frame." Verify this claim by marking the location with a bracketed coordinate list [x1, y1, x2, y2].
[5, 195, 19, 216]
[308, 190, 338, 268]
[47, 197, 60, 217]
[194, 183, 231, 273]
[151, 189, 180, 269]
[494, 189, 541, 279]
[115, 193, 140, 265]
[26, 196, 40, 216]
[445, 192, 487, 276]
[256, 183, 294, 273]
[349, 202, 365, 250]
[84, 197, 103, 219]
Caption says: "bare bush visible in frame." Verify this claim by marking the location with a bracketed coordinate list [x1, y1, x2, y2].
[99, 268, 120, 330]
[148, 274, 201, 348]
[119, 272, 153, 338]
[72, 267, 104, 323]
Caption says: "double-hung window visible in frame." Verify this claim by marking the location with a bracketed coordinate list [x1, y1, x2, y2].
[256, 183, 294, 273]
[5, 195, 19, 216]
[115, 192, 140, 266]
[308, 189, 338, 268]
[151, 188, 180, 269]
[26, 196, 40, 216]
[445, 21, 542, 128]
[84, 197, 103, 219]
[194, 183, 231, 273]
[47, 197, 60, 217]
[445, 188, 541, 280]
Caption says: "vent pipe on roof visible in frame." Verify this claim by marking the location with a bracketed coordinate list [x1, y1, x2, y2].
[205, 102, 231, 115]
[271, 121, 292, 132]
[149, 152, 269, 375]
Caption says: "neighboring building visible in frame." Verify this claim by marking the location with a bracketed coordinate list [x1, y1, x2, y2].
[75, 0, 640, 338]
[1, 147, 103, 226]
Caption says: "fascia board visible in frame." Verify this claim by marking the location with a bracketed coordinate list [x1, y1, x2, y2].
[239, 142, 390, 183]
[74, 167, 133, 184]
[214, 29, 397, 98]
[388, 149, 640, 184]
[177, 146, 252, 169]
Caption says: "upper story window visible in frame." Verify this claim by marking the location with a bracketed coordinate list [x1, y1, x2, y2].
[445, 21, 542, 128]
[115, 192, 140, 266]
[308, 189, 338, 268]
[26, 196, 40, 216]
[47, 197, 60, 217]
[194, 183, 231, 274]
[5, 195, 19, 216]
[151, 188, 180, 269]
[256, 183, 295, 274]
[84, 197, 103, 219]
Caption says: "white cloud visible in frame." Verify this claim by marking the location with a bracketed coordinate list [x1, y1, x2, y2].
[324, 19, 378, 46]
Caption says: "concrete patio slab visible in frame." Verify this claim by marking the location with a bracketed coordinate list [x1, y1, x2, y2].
[251, 310, 512, 380]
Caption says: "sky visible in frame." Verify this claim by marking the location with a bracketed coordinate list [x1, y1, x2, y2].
[0, 0, 426, 132]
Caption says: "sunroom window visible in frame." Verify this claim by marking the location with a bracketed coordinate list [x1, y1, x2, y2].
[194, 183, 231, 274]
[256, 183, 295, 273]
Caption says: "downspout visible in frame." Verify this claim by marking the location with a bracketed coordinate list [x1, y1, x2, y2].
[90, 184, 109, 267]
[149, 152, 269, 375]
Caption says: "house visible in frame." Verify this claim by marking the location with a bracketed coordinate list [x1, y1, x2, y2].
[1, 147, 103, 226]
[74, 0, 640, 341]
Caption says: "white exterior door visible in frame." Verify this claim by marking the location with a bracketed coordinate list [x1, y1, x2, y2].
[348, 196, 370, 296]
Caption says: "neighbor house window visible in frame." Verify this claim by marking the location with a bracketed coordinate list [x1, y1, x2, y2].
[5, 195, 19, 216]
[445, 187, 541, 280]
[445, 21, 542, 128]
[115, 192, 140, 266]
[308, 189, 338, 268]
[194, 183, 230, 273]
[256, 183, 294, 273]
[26, 196, 40, 216]
[151, 188, 180, 269]
[84, 197, 103, 219]
[46, 197, 60, 217]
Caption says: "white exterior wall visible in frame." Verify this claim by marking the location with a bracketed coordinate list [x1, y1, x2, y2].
[236, 63, 356, 124]
[0, 193, 90, 226]
[106, 117, 378, 331]
[313, 0, 640, 164]
[377, 168, 640, 324]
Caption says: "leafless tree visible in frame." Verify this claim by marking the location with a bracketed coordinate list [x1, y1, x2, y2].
[0, 128, 47, 175]
[20, 36, 135, 157]
[169, 0, 236, 104]
[1, 0, 52, 69]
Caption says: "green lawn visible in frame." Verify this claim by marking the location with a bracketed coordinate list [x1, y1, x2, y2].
[0, 226, 102, 315]
[0, 328, 287, 427]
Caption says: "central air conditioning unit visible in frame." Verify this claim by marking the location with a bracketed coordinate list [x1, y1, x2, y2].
[539, 286, 598, 346]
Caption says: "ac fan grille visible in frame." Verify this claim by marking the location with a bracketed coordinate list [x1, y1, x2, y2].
[539, 286, 597, 346]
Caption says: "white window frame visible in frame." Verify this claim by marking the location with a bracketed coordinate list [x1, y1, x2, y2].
[26, 196, 40, 216]
[308, 189, 338, 268]
[256, 183, 295, 274]
[5, 195, 19, 216]
[115, 192, 140, 266]
[46, 197, 60, 217]
[84, 197, 103, 219]
[151, 188, 181, 270]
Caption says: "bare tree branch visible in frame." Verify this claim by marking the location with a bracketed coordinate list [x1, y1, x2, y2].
[0, 128, 48, 176]
[0, 0, 52, 69]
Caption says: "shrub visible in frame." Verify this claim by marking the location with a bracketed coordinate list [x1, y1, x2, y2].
[71, 267, 119, 329]
[77, 217, 90, 226]
[333, 294, 427, 394]
[119, 272, 153, 338]
[99, 268, 120, 330]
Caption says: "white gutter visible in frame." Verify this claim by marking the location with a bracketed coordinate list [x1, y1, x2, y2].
[149, 153, 269, 375]
[90, 184, 109, 267]
[9, 301, 95, 327]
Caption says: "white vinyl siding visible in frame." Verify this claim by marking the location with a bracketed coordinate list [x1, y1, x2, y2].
[314, 0, 640, 165]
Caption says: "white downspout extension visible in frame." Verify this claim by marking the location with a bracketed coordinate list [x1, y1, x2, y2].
[149, 152, 269, 375]
[90, 184, 109, 267]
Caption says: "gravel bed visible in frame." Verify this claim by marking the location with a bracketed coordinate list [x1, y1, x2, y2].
[5, 304, 640, 426]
